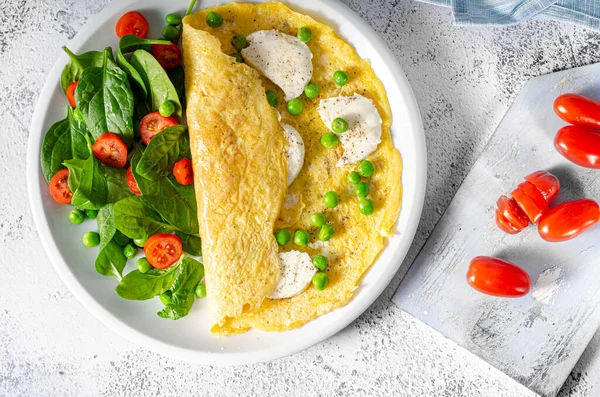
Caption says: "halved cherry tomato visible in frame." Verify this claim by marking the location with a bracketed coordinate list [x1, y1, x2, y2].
[511, 181, 548, 224]
[126, 167, 141, 195]
[144, 234, 183, 269]
[524, 170, 560, 204]
[553, 93, 600, 129]
[173, 158, 193, 185]
[48, 169, 72, 205]
[495, 196, 529, 234]
[538, 199, 600, 242]
[66, 81, 77, 108]
[555, 125, 600, 169]
[140, 111, 178, 145]
[467, 256, 530, 298]
[115, 11, 148, 39]
[151, 43, 182, 69]
[92, 133, 128, 169]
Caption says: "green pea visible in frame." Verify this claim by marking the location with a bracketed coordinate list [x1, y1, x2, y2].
[274, 229, 291, 246]
[206, 11, 223, 28]
[230, 53, 244, 63]
[232, 34, 247, 50]
[195, 283, 207, 298]
[323, 191, 338, 208]
[160, 290, 172, 305]
[297, 27, 313, 43]
[358, 160, 375, 177]
[287, 99, 303, 115]
[82, 232, 100, 247]
[133, 236, 147, 248]
[355, 182, 370, 198]
[321, 132, 339, 149]
[348, 171, 361, 185]
[312, 272, 329, 291]
[114, 230, 131, 246]
[123, 244, 138, 259]
[359, 198, 375, 215]
[310, 213, 327, 228]
[159, 100, 175, 117]
[266, 90, 277, 106]
[304, 83, 320, 99]
[318, 224, 335, 241]
[136, 257, 151, 273]
[333, 70, 349, 86]
[162, 25, 180, 41]
[73, 108, 85, 123]
[85, 209, 98, 219]
[166, 13, 182, 26]
[294, 230, 309, 246]
[312, 255, 328, 271]
[68, 209, 85, 225]
[332, 117, 348, 133]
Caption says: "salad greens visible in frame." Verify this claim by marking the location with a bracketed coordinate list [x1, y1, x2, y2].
[131, 49, 183, 119]
[41, 0, 203, 320]
[75, 48, 135, 145]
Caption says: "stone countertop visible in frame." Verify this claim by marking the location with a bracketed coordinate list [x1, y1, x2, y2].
[1, 0, 599, 395]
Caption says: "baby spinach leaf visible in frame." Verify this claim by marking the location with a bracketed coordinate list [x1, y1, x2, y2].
[116, 36, 169, 99]
[67, 107, 91, 160]
[158, 258, 204, 320]
[135, 125, 186, 181]
[40, 107, 91, 183]
[71, 156, 108, 209]
[60, 47, 104, 94]
[130, 50, 182, 120]
[115, 260, 182, 300]
[105, 166, 133, 203]
[113, 196, 174, 239]
[63, 158, 85, 192]
[95, 239, 127, 280]
[135, 174, 199, 236]
[97, 204, 117, 252]
[75, 48, 135, 145]
[167, 65, 186, 108]
[178, 133, 191, 160]
[175, 232, 202, 257]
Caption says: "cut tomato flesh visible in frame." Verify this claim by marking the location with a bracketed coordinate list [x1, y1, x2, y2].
[495, 195, 529, 234]
[511, 181, 549, 224]
[524, 170, 560, 204]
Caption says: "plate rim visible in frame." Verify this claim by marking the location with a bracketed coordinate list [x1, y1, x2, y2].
[26, 0, 426, 366]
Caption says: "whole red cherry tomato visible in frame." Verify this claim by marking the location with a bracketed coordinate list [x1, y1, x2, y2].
[495, 195, 529, 234]
[92, 133, 128, 169]
[115, 11, 149, 39]
[511, 181, 549, 224]
[467, 256, 530, 298]
[524, 170, 560, 204]
[538, 199, 600, 242]
[553, 93, 600, 129]
[173, 158, 194, 185]
[126, 167, 141, 195]
[555, 125, 600, 169]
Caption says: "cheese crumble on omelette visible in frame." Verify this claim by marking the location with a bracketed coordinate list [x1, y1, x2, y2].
[183, 2, 402, 335]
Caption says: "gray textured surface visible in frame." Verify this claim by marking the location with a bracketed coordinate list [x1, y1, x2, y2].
[395, 63, 600, 397]
[2, 0, 600, 396]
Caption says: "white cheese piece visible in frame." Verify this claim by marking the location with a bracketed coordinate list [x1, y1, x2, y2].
[242, 30, 313, 101]
[281, 124, 305, 186]
[317, 94, 382, 166]
[270, 250, 317, 299]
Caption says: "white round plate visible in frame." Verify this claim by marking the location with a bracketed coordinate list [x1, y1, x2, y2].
[27, 0, 426, 365]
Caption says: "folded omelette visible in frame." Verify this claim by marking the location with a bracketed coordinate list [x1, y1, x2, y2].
[183, 2, 402, 335]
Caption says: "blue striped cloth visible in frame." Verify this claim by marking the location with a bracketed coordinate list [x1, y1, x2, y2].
[420, 0, 600, 30]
